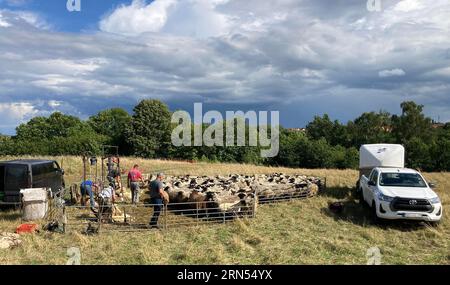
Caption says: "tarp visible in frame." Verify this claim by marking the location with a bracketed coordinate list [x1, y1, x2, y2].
[359, 144, 405, 169]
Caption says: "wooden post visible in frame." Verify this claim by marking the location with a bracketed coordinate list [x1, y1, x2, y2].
[252, 190, 258, 218]
[123, 206, 127, 224]
[81, 156, 87, 206]
[164, 204, 168, 230]
[196, 205, 199, 226]
[62, 206, 67, 233]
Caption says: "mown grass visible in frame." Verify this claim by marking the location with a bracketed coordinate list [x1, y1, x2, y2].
[0, 156, 449, 264]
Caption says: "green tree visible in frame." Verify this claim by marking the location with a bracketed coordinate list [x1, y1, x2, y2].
[126, 99, 172, 158]
[391, 101, 433, 144]
[347, 111, 393, 147]
[306, 114, 349, 146]
[306, 114, 333, 141]
[430, 126, 450, 171]
[12, 112, 105, 155]
[89, 108, 132, 154]
[404, 137, 434, 171]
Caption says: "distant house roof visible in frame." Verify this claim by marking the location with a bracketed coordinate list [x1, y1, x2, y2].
[287, 128, 306, 132]
[432, 123, 445, 129]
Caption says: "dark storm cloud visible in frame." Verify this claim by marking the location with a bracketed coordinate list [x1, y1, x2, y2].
[0, 0, 450, 134]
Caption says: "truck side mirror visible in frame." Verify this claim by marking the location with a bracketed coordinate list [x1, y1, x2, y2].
[368, 181, 376, 186]
[428, 182, 437, 189]
[60, 169, 65, 175]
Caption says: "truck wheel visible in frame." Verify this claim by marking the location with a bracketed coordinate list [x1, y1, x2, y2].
[359, 188, 366, 206]
[429, 221, 440, 228]
[371, 202, 380, 224]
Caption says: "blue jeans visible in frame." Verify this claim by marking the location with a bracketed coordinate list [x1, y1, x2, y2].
[80, 184, 95, 208]
[130, 182, 140, 204]
[150, 198, 163, 226]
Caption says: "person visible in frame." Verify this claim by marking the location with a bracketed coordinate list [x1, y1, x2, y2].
[107, 157, 121, 190]
[97, 184, 115, 222]
[127, 164, 144, 204]
[80, 179, 98, 209]
[149, 173, 165, 229]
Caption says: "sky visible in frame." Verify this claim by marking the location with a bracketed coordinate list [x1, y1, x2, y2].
[0, 0, 450, 134]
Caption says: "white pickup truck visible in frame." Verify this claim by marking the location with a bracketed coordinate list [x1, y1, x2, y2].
[359, 167, 442, 223]
[357, 144, 442, 224]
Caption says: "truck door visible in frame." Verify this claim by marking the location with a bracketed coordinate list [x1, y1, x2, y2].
[366, 170, 379, 204]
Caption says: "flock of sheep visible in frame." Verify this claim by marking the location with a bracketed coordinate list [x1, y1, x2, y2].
[150, 173, 324, 218]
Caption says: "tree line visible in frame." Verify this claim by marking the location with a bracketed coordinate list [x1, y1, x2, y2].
[0, 100, 449, 171]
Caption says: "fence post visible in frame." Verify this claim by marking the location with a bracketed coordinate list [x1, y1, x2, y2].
[97, 198, 102, 234]
[252, 190, 258, 218]
[63, 205, 67, 233]
[164, 204, 168, 230]
[123, 206, 127, 224]
[196, 205, 199, 226]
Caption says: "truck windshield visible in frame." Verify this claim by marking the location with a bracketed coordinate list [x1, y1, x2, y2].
[379, 173, 427, 188]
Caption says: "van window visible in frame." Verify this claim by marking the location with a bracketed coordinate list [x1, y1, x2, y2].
[32, 163, 54, 176]
[5, 165, 28, 190]
[53, 161, 60, 171]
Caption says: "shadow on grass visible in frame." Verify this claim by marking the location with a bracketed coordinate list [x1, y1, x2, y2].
[320, 187, 428, 231]
[0, 210, 21, 221]
[319, 186, 354, 200]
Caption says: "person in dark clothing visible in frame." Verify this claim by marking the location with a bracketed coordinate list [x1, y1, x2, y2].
[149, 173, 165, 229]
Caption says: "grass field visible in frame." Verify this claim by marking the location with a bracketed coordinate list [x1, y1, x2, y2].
[0, 156, 449, 265]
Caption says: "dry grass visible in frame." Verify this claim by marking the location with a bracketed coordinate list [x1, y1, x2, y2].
[0, 155, 449, 264]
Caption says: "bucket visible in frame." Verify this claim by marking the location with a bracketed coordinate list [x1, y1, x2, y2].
[20, 188, 48, 221]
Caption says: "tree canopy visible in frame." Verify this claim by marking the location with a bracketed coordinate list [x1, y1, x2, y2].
[0, 100, 448, 171]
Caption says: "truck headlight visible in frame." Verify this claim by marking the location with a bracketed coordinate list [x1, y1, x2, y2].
[429, 196, 441, 204]
[377, 192, 395, 202]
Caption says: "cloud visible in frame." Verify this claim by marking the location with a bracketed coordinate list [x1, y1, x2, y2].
[0, 8, 49, 29]
[0, 102, 38, 133]
[0, 0, 32, 7]
[378, 68, 406, 78]
[100, 0, 231, 38]
[100, 0, 177, 36]
[0, 12, 10, 27]
[394, 0, 425, 12]
[1, 0, 450, 134]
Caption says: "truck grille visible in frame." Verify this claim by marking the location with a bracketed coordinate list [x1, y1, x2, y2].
[391, 198, 433, 212]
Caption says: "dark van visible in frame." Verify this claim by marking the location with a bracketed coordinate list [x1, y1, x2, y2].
[0, 160, 65, 204]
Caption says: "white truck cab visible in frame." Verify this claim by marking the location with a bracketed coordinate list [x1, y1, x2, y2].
[360, 167, 442, 222]
[358, 144, 442, 223]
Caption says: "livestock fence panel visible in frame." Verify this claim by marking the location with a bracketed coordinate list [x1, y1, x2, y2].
[43, 175, 326, 233]
[58, 199, 257, 233]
